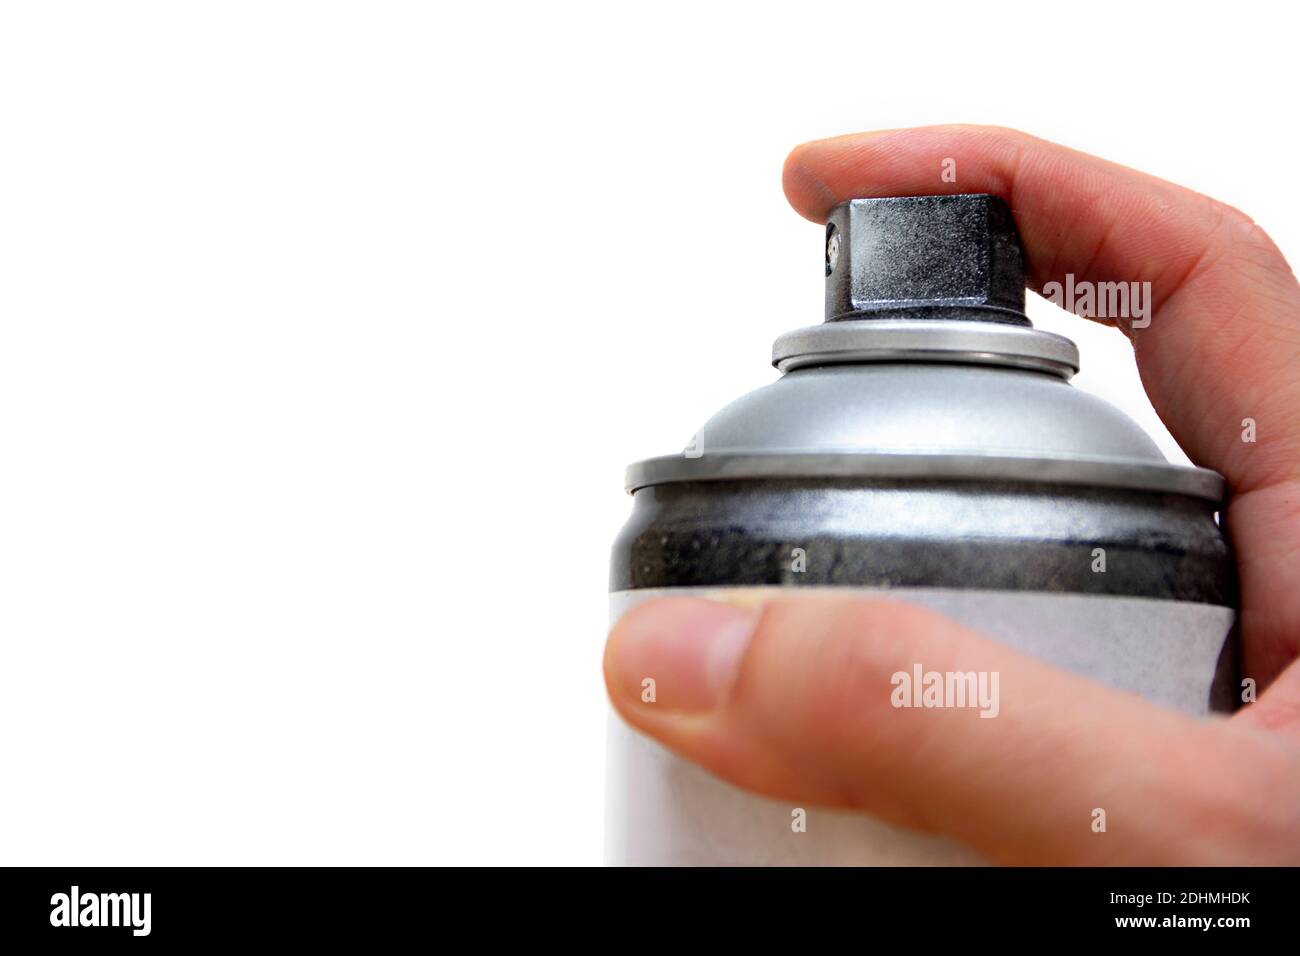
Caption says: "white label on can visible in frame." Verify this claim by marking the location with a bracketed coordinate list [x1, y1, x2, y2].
[605, 586, 1234, 866]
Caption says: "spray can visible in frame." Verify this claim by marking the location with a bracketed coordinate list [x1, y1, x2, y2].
[607, 194, 1237, 866]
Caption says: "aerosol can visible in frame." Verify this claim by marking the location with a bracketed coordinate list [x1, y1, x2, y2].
[607, 194, 1237, 866]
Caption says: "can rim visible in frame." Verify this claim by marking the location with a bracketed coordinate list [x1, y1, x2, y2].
[772, 320, 1080, 377]
[624, 451, 1226, 502]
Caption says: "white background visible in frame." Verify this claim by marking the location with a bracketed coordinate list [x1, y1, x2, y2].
[0, 1, 1294, 865]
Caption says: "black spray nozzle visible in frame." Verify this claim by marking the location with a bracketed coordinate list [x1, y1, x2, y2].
[824, 194, 1028, 325]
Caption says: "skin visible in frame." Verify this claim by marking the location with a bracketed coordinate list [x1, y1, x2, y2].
[604, 126, 1300, 865]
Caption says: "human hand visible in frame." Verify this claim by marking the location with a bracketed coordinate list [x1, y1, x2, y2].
[604, 126, 1300, 864]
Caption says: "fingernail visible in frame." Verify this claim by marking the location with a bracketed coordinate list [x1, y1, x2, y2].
[609, 598, 758, 713]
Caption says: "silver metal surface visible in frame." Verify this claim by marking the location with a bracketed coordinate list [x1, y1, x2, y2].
[625, 452, 1224, 500]
[626, 359, 1225, 501]
[773, 319, 1079, 375]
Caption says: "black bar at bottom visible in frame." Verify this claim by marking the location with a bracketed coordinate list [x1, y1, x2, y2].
[0, 866, 1287, 944]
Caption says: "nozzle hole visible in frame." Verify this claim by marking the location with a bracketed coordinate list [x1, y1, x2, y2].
[825, 223, 840, 277]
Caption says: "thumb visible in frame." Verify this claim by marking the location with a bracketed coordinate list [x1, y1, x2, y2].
[604, 595, 1300, 864]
